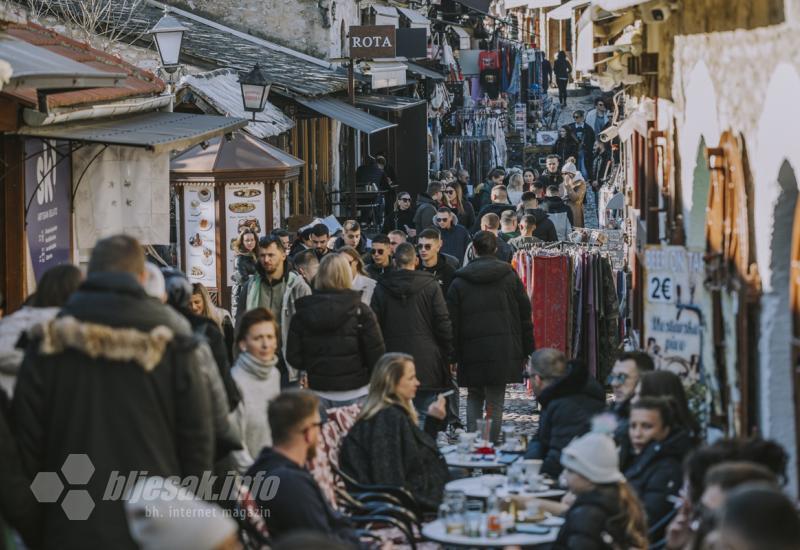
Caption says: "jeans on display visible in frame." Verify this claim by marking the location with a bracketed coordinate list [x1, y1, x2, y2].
[466, 385, 506, 442]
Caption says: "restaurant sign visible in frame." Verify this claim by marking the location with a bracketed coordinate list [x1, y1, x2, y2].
[349, 25, 396, 58]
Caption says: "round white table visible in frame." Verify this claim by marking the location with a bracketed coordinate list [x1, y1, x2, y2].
[444, 453, 508, 470]
[445, 475, 566, 500]
[421, 519, 558, 548]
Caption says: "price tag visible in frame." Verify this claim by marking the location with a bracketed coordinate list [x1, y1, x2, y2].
[647, 275, 674, 304]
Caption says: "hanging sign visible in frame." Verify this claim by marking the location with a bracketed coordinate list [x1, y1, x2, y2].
[183, 185, 218, 288]
[349, 25, 396, 58]
[224, 182, 266, 287]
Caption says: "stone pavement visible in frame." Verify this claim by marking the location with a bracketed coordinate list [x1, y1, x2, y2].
[457, 383, 539, 440]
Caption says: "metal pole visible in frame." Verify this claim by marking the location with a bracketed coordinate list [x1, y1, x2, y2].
[348, 60, 357, 219]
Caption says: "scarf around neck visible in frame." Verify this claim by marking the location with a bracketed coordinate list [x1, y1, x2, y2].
[236, 351, 279, 380]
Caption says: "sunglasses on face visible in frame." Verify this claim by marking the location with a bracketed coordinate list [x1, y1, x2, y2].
[606, 373, 629, 385]
[435, 217, 449, 223]
[444, 189, 456, 195]
[398, 197, 411, 202]
[417, 243, 434, 251]
[371, 248, 386, 256]
[573, 115, 583, 120]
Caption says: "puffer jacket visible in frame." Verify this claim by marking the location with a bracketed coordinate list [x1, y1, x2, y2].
[287, 289, 385, 391]
[370, 270, 453, 389]
[446, 257, 534, 387]
[553, 486, 639, 550]
[525, 360, 606, 477]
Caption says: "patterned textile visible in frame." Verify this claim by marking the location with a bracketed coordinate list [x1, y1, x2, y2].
[532, 255, 570, 353]
[307, 404, 362, 509]
[235, 484, 271, 549]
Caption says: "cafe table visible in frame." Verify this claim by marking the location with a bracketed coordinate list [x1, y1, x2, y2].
[421, 518, 561, 548]
[445, 475, 566, 500]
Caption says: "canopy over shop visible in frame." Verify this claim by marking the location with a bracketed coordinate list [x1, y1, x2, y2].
[169, 131, 304, 307]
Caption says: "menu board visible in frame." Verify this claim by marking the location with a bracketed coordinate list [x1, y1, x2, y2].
[183, 185, 217, 287]
[224, 183, 266, 287]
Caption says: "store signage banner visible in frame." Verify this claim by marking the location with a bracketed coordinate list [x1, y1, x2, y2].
[350, 25, 396, 58]
[183, 185, 218, 288]
[224, 183, 266, 287]
[24, 139, 72, 282]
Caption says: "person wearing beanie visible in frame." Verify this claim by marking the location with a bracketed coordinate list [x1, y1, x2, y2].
[125, 477, 240, 550]
[551, 432, 649, 550]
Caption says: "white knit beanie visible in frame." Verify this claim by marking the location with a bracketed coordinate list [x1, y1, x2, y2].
[126, 477, 238, 550]
[560, 432, 624, 484]
[561, 161, 578, 175]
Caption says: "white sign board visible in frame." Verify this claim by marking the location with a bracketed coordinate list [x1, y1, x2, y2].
[183, 185, 217, 288]
[224, 183, 267, 287]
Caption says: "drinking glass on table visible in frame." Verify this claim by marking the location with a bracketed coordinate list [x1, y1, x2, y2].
[500, 425, 515, 448]
[507, 462, 525, 489]
[464, 500, 484, 538]
[476, 419, 493, 448]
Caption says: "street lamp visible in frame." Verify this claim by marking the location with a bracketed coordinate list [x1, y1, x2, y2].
[149, 13, 187, 74]
[239, 63, 271, 121]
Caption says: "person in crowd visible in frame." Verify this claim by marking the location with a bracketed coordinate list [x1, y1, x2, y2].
[237, 235, 312, 385]
[388, 230, 407, 254]
[287, 254, 385, 410]
[523, 168, 538, 192]
[413, 183, 443, 232]
[232, 228, 258, 320]
[191, 283, 234, 362]
[417, 228, 458, 295]
[434, 206, 472, 264]
[560, 161, 588, 228]
[456, 169, 471, 197]
[638, 369, 702, 441]
[443, 182, 476, 230]
[714, 483, 800, 550]
[553, 125, 580, 165]
[246, 391, 360, 545]
[525, 349, 605, 477]
[499, 210, 520, 242]
[665, 437, 788, 550]
[125, 477, 241, 550]
[463, 213, 513, 265]
[553, 51, 572, 107]
[0, 264, 81, 397]
[539, 155, 563, 191]
[309, 224, 330, 259]
[608, 351, 655, 443]
[541, 57, 553, 92]
[506, 172, 525, 205]
[472, 168, 505, 212]
[529, 208, 559, 242]
[292, 248, 320, 287]
[289, 226, 313, 258]
[586, 97, 611, 137]
[338, 246, 376, 305]
[232, 308, 286, 464]
[447, 232, 533, 442]
[382, 191, 415, 236]
[474, 185, 516, 232]
[620, 397, 691, 542]
[271, 228, 292, 255]
[517, 190, 539, 214]
[14, 235, 214, 549]
[339, 353, 450, 511]
[509, 214, 543, 251]
[592, 139, 614, 190]
[567, 110, 596, 180]
[370, 244, 453, 416]
[364, 234, 393, 281]
[550, 432, 649, 549]
[541, 185, 573, 240]
[701, 461, 778, 513]
[333, 220, 367, 255]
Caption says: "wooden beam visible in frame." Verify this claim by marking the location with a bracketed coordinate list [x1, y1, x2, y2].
[2, 136, 26, 313]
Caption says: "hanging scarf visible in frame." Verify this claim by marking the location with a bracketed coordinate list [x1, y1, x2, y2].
[235, 351, 279, 380]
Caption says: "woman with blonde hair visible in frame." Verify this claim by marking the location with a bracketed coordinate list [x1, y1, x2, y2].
[287, 253, 385, 410]
[191, 283, 234, 360]
[339, 353, 450, 511]
[382, 191, 415, 236]
[338, 246, 376, 305]
[442, 182, 475, 230]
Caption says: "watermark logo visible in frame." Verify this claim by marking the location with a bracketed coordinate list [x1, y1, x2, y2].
[30, 454, 95, 520]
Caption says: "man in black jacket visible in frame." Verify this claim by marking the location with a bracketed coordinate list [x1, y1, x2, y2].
[447, 232, 534, 443]
[567, 110, 596, 180]
[417, 228, 457, 295]
[528, 208, 559, 242]
[247, 391, 359, 545]
[539, 155, 563, 192]
[524, 348, 605, 478]
[371, 243, 453, 416]
[13, 235, 214, 550]
[364, 234, 394, 281]
[473, 185, 516, 233]
[413, 183, 443, 232]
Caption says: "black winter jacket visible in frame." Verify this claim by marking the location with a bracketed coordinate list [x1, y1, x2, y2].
[247, 448, 359, 545]
[340, 404, 449, 511]
[13, 273, 214, 550]
[527, 208, 559, 242]
[472, 203, 516, 233]
[620, 429, 691, 541]
[287, 289, 385, 391]
[540, 196, 575, 226]
[553, 486, 637, 550]
[370, 270, 453, 389]
[440, 224, 472, 264]
[382, 207, 415, 234]
[365, 261, 394, 282]
[413, 194, 439, 231]
[525, 360, 605, 477]
[446, 257, 534, 387]
[419, 253, 457, 296]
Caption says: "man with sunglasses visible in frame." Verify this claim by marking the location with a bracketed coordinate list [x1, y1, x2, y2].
[434, 206, 472, 264]
[416, 228, 457, 295]
[608, 351, 655, 443]
[566, 110, 596, 180]
[246, 391, 359, 545]
[364, 234, 394, 281]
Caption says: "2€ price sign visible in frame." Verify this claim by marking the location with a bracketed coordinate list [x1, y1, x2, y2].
[648, 275, 673, 304]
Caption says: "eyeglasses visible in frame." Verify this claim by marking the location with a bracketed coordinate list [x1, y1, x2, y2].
[573, 115, 583, 120]
[435, 217, 449, 223]
[417, 243, 434, 251]
[371, 248, 386, 256]
[606, 373, 629, 385]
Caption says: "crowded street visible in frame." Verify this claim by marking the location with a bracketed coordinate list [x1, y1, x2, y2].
[1, 0, 800, 549]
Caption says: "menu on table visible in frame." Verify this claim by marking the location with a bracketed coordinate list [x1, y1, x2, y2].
[183, 185, 217, 288]
[224, 183, 266, 286]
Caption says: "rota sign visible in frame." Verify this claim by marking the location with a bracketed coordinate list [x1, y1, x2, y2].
[349, 25, 396, 58]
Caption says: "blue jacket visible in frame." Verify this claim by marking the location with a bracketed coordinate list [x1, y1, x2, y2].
[439, 224, 472, 264]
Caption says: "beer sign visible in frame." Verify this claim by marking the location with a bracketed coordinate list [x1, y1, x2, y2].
[349, 25, 396, 58]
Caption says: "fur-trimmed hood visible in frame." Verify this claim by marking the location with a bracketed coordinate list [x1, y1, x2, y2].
[32, 316, 176, 372]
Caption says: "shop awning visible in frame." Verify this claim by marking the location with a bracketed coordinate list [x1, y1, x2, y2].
[406, 62, 446, 81]
[504, 0, 561, 8]
[371, 5, 400, 26]
[16, 111, 247, 154]
[548, 0, 591, 19]
[355, 95, 426, 112]
[296, 97, 396, 134]
[0, 35, 126, 91]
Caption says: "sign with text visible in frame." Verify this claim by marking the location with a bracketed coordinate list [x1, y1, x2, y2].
[349, 25, 396, 58]
[24, 139, 72, 282]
